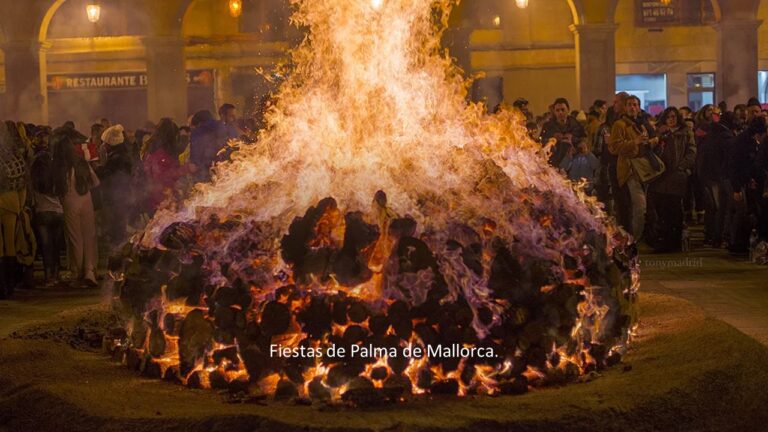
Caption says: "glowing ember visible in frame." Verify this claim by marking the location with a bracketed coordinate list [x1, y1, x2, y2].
[111, 0, 639, 403]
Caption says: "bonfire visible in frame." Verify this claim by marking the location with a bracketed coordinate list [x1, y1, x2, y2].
[106, 0, 639, 405]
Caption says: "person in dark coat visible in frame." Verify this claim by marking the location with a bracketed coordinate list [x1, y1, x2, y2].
[97, 125, 133, 250]
[727, 118, 767, 254]
[540, 97, 586, 170]
[695, 106, 734, 247]
[647, 107, 696, 252]
[189, 110, 227, 183]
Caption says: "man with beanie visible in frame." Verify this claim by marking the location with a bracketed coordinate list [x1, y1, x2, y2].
[98, 124, 133, 250]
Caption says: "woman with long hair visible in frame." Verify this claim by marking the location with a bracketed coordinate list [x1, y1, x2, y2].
[31, 132, 65, 286]
[143, 118, 183, 214]
[647, 107, 697, 252]
[52, 128, 100, 287]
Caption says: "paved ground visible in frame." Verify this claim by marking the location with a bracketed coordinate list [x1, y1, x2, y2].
[0, 286, 101, 337]
[641, 245, 768, 346]
[2, 232, 767, 345]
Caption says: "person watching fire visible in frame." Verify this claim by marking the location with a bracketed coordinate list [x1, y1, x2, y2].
[609, 95, 659, 240]
[540, 97, 586, 170]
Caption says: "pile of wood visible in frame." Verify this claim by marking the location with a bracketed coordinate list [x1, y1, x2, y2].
[105, 191, 638, 406]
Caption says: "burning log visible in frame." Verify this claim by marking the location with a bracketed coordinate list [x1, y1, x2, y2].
[331, 212, 379, 286]
[163, 365, 182, 384]
[307, 377, 331, 400]
[297, 296, 333, 339]
[115, 188, 639, 404]
[142, 359, 162, 379]
[148, 328, 166, 358]
[212, 346, 240, 366]
[281, 198, 340, 283]
[430, 379, 459, 396]
[347, 301, 370, 324]
[179, 310, 214, 376]
[240, 345, 267, 382]
[259, 301, 291, 336]
[159, 222, 197, 250]
[274, 379, 299, 401]
[186, 370, 204, 389]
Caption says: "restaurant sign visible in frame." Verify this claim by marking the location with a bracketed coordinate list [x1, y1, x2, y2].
[47, 70, 214, 91]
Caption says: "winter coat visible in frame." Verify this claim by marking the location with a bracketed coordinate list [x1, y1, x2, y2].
[650, 125, 696, 197]
[189, 119, 227, 181]
[143, 149, 181, 210]
[98, 144, 133, 207]
[728, 130, 762, 193]
[608, 114, 656, 186]
[695, 122, 733, 184]
[541, 117, 586, 168]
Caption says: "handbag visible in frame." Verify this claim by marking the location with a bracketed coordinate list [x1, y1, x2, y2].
[629, 147, 666, 184]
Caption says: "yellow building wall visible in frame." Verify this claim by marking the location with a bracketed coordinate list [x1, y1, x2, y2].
[183, 0, 241, 37]
[469, 1, 575, 114]
[758, 1, 768, 71]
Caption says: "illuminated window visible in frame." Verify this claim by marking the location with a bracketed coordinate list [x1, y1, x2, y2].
[687, 73, 715, 111]
[759, 72, 768, 103]
[616, 74, 667, 115]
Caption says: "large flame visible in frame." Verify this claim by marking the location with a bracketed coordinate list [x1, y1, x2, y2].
[122, 0, 638, 400]
[146, 0, 606, 252]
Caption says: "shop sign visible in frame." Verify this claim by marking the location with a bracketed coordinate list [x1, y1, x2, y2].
[635, 0, 715, 27]
[48, 70, 214, 91]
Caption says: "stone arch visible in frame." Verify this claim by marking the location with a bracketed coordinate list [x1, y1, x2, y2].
[565, 0, 620, 25]
[38, 0, 67, 42]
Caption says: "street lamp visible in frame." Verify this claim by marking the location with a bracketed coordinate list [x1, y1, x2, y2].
[229, 0, 242, 18]
[86, 3, 101, 23]
[515, 0, 529, 9]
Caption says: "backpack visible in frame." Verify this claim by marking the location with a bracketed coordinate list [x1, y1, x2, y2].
[0, 144, 26, 192]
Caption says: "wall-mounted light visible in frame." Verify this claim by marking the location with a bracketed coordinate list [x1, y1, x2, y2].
[229, 0, 243, 18]
[86, 3, 101, 23]
[492, 15, 501, 27]
[515, 0, 529, 9]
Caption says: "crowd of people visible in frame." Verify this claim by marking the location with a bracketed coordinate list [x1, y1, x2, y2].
[2, 92, 767, 298]
[512, 93, 768, 257]
[0, 104, 253, 298]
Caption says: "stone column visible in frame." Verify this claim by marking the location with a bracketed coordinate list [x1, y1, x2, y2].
[1, 40, 50, 124]
[715, 19, 762, 107]
[569, 23, 618, 110]
[142, 36, 188, 124]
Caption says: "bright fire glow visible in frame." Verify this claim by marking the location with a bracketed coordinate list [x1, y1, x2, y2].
[132, 0, 637, 399]
[146, 0, 611, 261]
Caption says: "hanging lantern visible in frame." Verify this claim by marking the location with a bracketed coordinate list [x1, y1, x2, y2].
[229, 0, 243, 17]
[515, 0, 529, 9]
[86, 3, 101, 23]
